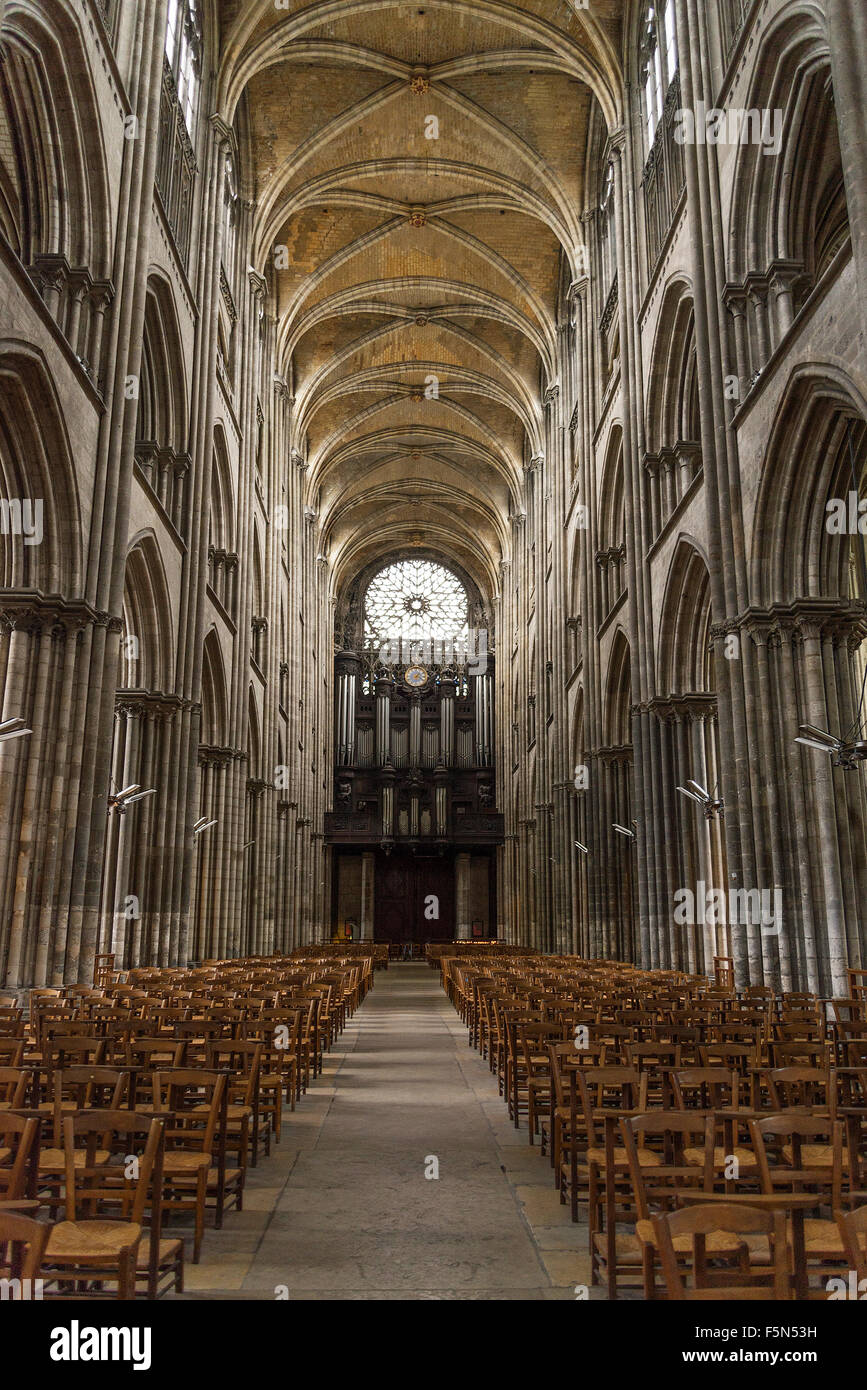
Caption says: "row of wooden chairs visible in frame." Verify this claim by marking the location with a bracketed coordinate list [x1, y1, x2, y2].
[443, 950, 867, 1300]
[0, 951, 374, 1299]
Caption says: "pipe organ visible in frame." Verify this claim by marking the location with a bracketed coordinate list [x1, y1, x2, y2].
[327, 650, 503, 848]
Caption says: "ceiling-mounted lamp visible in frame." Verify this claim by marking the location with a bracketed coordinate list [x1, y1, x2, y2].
[676, 778, 724, 820]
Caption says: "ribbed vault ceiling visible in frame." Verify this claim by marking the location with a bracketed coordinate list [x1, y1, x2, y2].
[218, 0, 624, 603]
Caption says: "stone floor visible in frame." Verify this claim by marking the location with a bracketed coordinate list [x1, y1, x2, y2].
[177, 962, 596, 1301]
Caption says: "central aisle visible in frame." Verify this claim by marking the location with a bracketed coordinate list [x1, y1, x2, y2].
[186, 963, 587, 1299]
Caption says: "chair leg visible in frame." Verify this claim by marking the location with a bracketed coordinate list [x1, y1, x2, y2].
[119, 1247, 135, 1300]
[194, 1171, 205, 1262]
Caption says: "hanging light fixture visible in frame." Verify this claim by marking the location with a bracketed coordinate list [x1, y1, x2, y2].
[0, 716, 31, 743]
[676, 778, 724, 820]
[108, 784, 156, 814]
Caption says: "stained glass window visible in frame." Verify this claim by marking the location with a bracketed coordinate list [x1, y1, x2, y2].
[641, 2, 677, 147]
[165, 0, 201, 134]
[363, 560, 469, 645]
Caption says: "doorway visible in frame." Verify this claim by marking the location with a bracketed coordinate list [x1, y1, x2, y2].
[373, 850, 455, 945]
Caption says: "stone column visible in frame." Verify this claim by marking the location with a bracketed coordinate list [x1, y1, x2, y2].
[360, 850, 375, 938]
[826, 0, 867, 308]
[455, 852, 471, 939]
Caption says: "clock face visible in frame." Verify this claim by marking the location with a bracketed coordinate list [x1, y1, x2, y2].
[404, 665, 428, 689]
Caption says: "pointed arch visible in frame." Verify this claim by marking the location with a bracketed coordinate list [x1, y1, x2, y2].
[657, 537, 714, 697]
[728, 5, 849, 295]
[247, 686, 261, 779]
[0, 342, 82, 594]
[645, 277, 699, 453]
[137, 273, 189, 453]
[604, 628, 632, 749]
[571, 683, 585, 771]
[119, 533, 175, 693]
[200, 628, 229, 749]
[209, 423, 235, 553]
[598, 425, 624, 553]
[0, 0, 112, 275]
[750, 364, 867, 607]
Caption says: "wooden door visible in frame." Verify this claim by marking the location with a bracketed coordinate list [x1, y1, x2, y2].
[374, 851, 455, 942]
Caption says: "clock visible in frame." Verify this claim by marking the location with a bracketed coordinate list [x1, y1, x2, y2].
[404, 665, 428, 689]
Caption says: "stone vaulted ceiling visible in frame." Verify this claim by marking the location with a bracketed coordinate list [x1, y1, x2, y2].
[217, 1, 624, 603]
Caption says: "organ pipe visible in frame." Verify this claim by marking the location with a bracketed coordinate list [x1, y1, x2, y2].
[439, 677, 455, 765]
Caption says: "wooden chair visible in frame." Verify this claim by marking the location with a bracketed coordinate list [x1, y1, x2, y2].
[836, 1204, 867, 1284]
[613, 1111, 718, 1298]
[48, 1065, 134, 1117]
[205, 1040, 265, 1164]
[749, 1113, 848, 1289]
[652, 1203, 791, 1300]
[0, 1066, 29, 1111]
[250, 1011, 302, 1126]
[0, 1039, 25, 1067]
[40, 1036, 107, 1099]
[670, 1066, 756, 1186]
[771, 1040, 832, 1070]
[41, 1111, 163, 1299]
[655, 1024, 702, 1064]
[834, 1021, 867, 1067]
[767, 1066, 831, 1113]
[92, 953, 116, 989]
[516, 1021, 562, 1144]
[150, 1069, 238, 1261]
[561, 1066, 648, 1224]
[0, 1208, 52, 1297]
[624, 1042, 681, 1104]
[541, 1042, 607, 1177]
[173, 1020, 226, 1066]
[0, 1113, 40, 1201]
[699, 1041, 758, 1077]
[831, 997, 867, 1029]
[593, 1023, 635, 1063]
[0, 1007, 24, 1042]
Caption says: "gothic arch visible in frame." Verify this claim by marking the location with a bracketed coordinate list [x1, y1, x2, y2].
[120, 533, 175, 694]
[645, 278, 699, 454]
[138, 273, 189, 453]
[0, 0, 111, 274]
[598, 427, 625, 553]
[210, 424, 235, 554]
[0, 342, 81, 593]
[657, 537, 714, 696]
[571, 683, 585, 771]
[750, 364, 867, 607]
[728, 4, 849, 294]
[604, 628, 632, 748]
[246, 685, 261, 779]
[200, 628, 229, 749]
